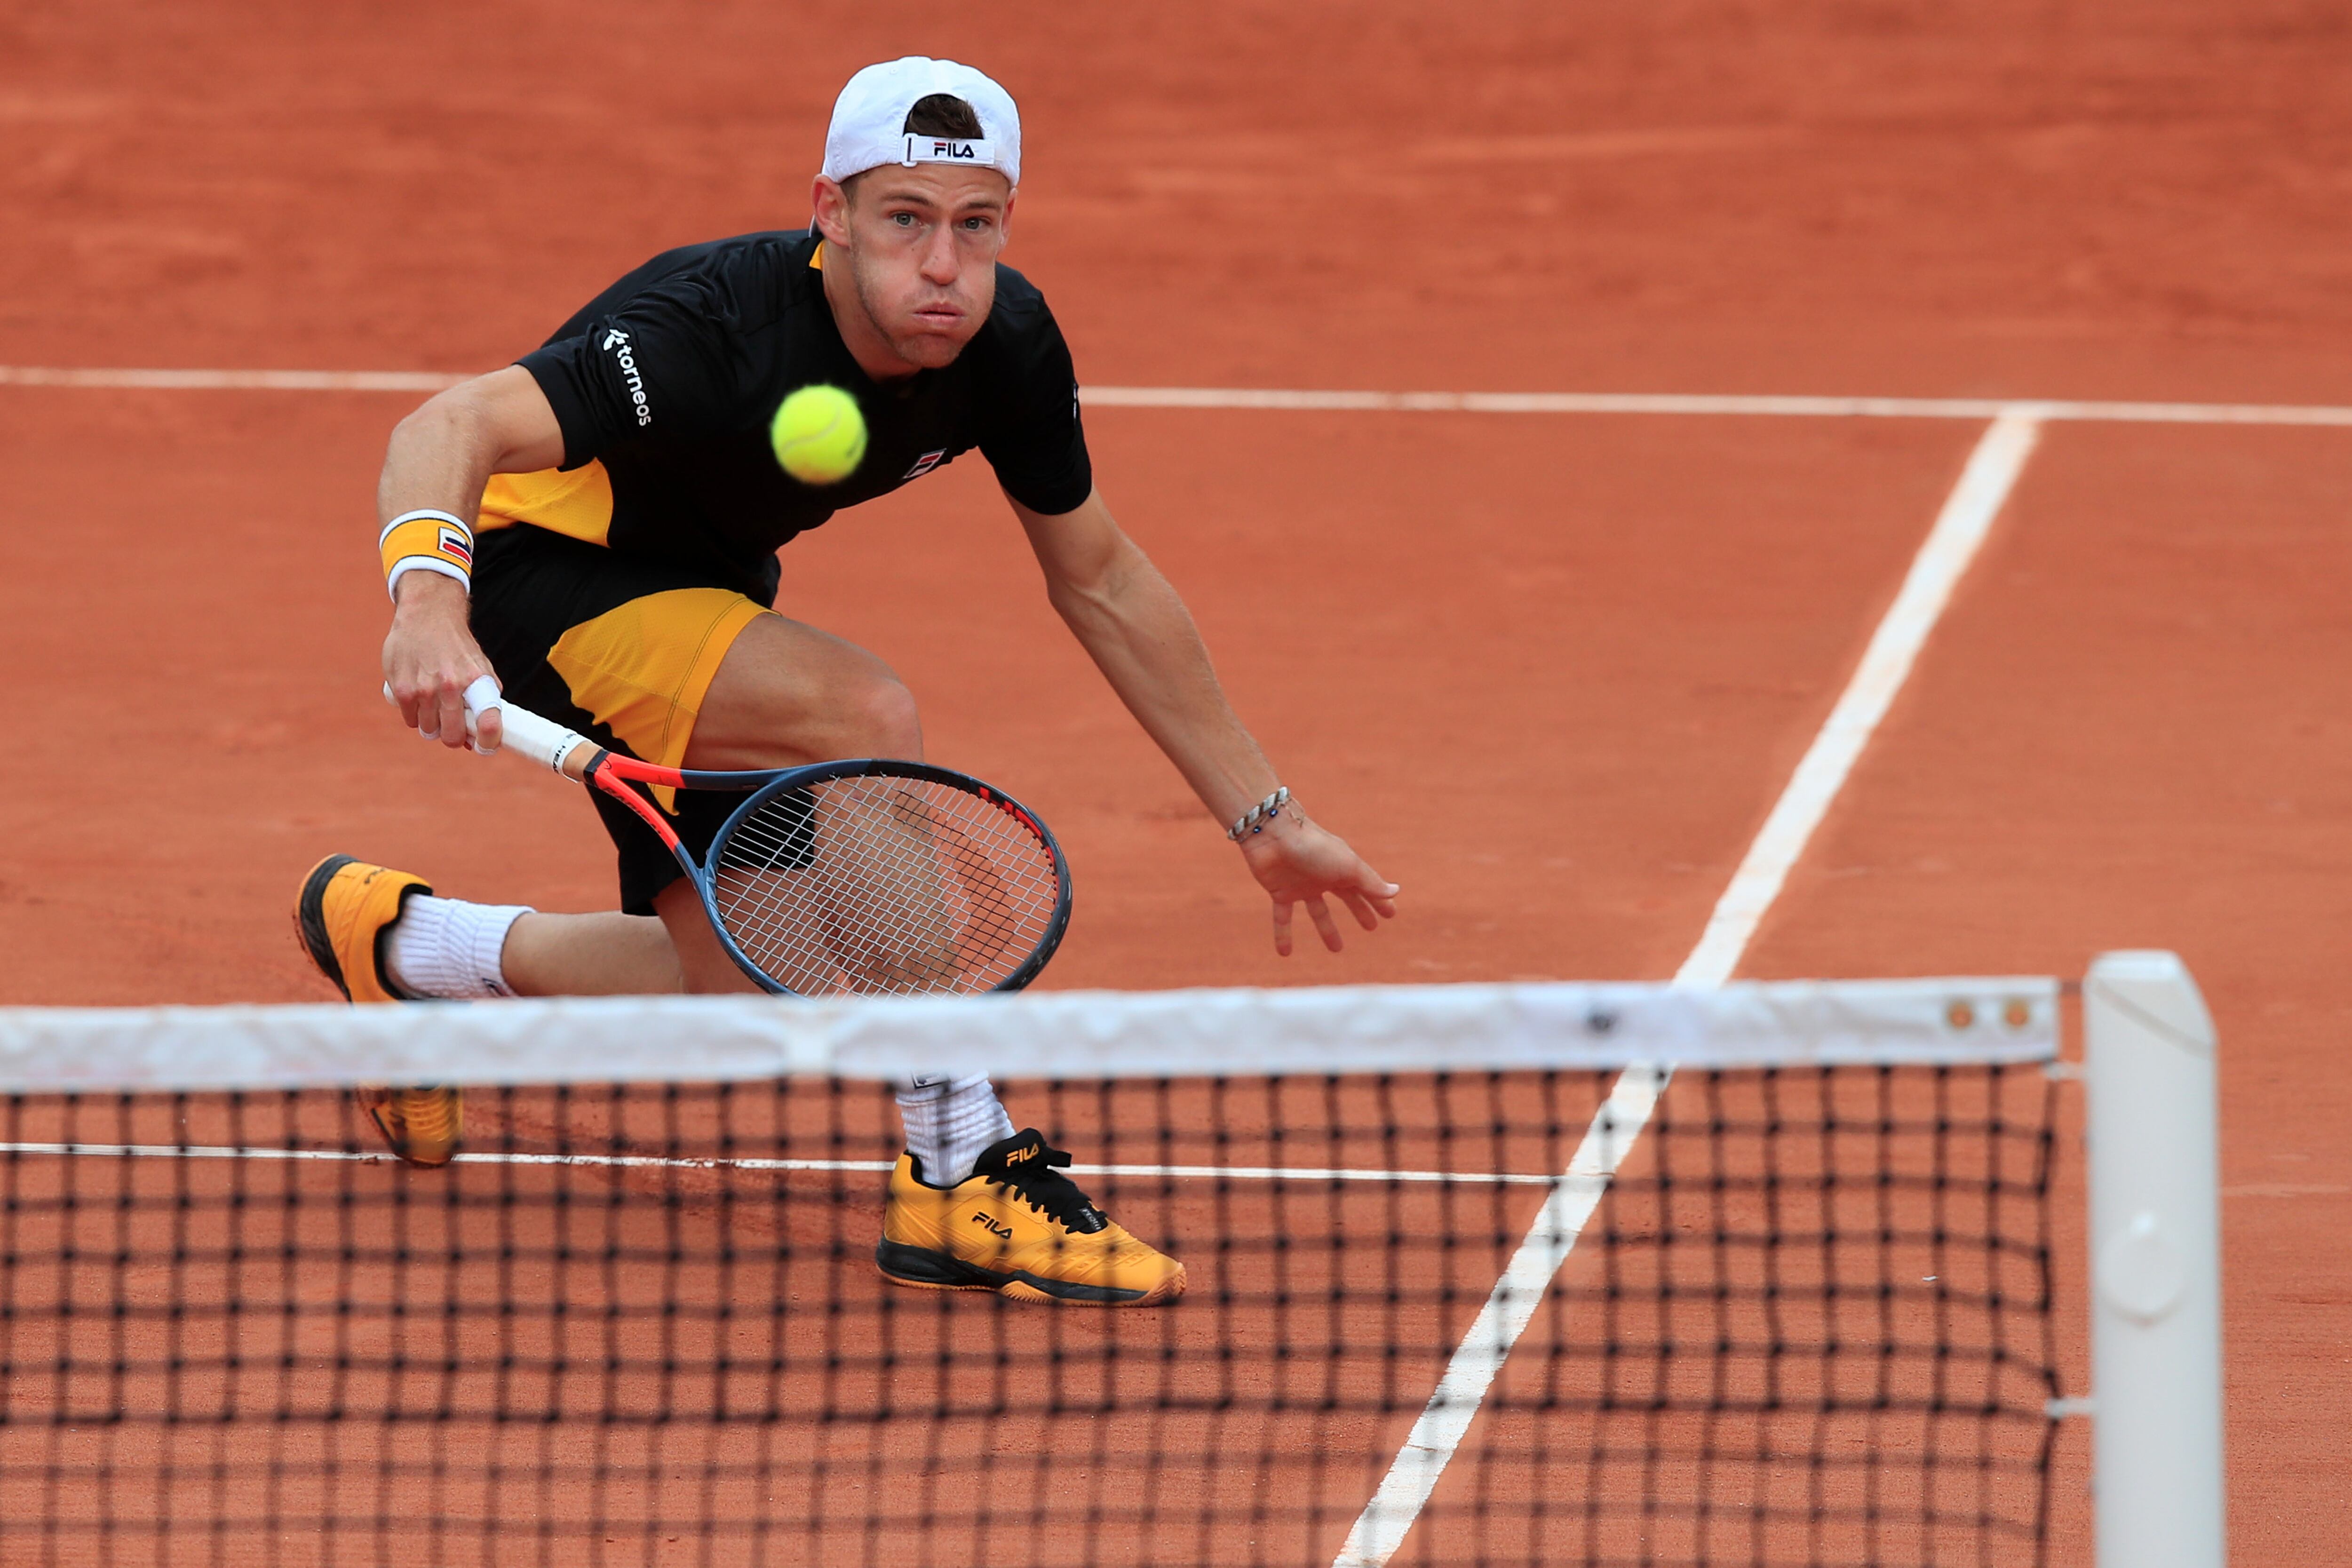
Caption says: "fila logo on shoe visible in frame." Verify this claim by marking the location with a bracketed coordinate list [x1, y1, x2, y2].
[970, 1212, 1014, 1240]
[1002, 1145, 1036, 1164]
[902, 449, 947, 480]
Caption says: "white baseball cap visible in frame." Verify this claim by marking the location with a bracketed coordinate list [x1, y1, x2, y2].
[821, 57, 1022, 187]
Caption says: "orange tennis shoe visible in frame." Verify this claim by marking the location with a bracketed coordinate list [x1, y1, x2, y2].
[293, 854, 429, 1005]
[292, 854, 463, 1168]
[350, 1085, 463, 1170]
[876, 1130, 1186, 1307]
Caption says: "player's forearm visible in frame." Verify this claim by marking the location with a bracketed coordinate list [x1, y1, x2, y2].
[377, 397, 502, 547]
[377, 370, 565, 617]
[376, 380, 549, 737]
[1049, 550, 1281, 827]
[381, 369, 563, 534]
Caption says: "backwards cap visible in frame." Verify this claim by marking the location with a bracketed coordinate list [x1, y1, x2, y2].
[822, 57, 1022, 187]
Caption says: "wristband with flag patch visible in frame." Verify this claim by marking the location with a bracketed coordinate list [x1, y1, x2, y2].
[381, 509, 476, 599]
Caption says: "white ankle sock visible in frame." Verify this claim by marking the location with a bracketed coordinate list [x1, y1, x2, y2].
[895, 1074, 1015, 1186]
[381, 895, 532, 1000]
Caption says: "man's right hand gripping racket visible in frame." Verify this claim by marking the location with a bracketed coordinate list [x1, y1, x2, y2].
[394, 677, 1070, 996]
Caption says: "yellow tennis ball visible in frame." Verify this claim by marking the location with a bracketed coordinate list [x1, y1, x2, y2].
[769, 385, 867, 485]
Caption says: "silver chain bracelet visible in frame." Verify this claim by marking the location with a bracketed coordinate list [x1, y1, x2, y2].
[1226, 786, 1294, 843]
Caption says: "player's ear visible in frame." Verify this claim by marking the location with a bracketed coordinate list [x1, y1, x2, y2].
[999, 188, 1016, 244]
[811, 176, 853, 247]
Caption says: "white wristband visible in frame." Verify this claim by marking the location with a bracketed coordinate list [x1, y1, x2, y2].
[385, 557, 472, 602]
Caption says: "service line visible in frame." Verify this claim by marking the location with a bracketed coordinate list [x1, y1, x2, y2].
[1331, 412, 2048, 1567]
[4, 365, 2352, 426]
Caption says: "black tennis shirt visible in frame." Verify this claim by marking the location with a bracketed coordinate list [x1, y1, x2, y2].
[516, 228, 1093, 599]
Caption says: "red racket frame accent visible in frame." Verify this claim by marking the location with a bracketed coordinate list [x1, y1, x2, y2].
[569, 748, 784, 854]
[582, 759, 690, 852]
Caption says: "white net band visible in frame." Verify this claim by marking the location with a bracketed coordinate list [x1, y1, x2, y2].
[0, 977, 2058, 1094]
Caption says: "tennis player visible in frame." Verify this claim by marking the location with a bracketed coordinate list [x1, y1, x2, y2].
[295, 57, 1397, 1308]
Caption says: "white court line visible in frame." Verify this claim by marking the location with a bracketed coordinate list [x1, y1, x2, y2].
[1084, 385, 2352, 427]
[1331, 411, 2047, 1568]
[0, 366, 462, 392]
[3, 365, 2352, 426]
[1677, 412, 2046, 981]
[0, 1142, 1558, 1186]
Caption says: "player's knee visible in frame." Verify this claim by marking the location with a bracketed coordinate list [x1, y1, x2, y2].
[834, 674, 922, 760]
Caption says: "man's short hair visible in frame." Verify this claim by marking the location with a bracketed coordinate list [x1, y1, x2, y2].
[903, 94, 983, 139]
[842, 95, 989, 202]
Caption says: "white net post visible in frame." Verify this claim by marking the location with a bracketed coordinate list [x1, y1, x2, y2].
[2084, 950, 2227, 1568]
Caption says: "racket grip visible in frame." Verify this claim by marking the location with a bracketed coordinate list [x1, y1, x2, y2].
[381, 678, 592, 775]
[460, 676, 593, 776]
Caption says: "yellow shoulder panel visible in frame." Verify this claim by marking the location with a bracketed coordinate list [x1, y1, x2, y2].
[477, 462, 615, 546]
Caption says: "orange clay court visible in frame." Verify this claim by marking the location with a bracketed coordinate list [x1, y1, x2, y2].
[1, 3, 2347, 1564]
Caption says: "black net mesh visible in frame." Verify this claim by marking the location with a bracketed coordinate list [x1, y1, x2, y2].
[0, 1065, 2058, 1566]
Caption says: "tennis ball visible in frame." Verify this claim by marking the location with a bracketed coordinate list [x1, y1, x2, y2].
[769, 384, 868, 485]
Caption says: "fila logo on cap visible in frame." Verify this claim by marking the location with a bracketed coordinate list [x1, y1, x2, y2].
[902, 135, 993, 167]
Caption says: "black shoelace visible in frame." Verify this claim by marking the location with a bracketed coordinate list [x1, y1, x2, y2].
[982, 1138, 1108, 1234]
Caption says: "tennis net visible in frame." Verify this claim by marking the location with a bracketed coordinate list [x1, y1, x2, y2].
[0, 980, 2071, 1567]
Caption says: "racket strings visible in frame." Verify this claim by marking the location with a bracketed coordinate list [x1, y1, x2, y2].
[710, 777, 1062, 995]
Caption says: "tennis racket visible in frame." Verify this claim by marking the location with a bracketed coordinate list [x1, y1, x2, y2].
[390, 677, 1071, 997]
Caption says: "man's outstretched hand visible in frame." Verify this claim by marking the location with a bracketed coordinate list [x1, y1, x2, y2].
[1237, 817, 1399, 956]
